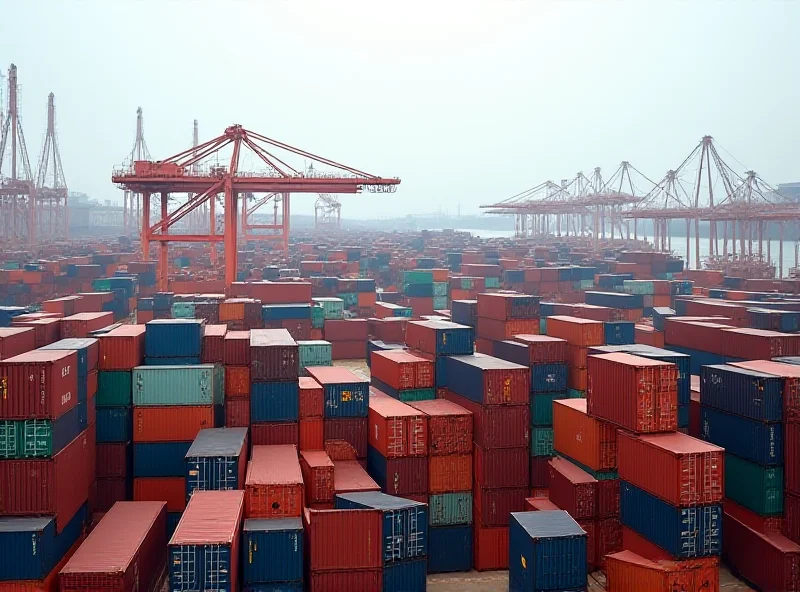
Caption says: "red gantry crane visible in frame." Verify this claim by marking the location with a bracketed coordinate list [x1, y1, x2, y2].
[121, 107, 151, 235]
[112, 123, 399, 289]
[35, 92, 68, 240]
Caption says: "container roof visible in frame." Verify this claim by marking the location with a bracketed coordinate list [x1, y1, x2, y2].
[511, 510, 586, 538]
[186, 428, 248, 457]
[171, 491, 244, 545]
[247, 445, 303, 485]
[243, 517, 302, 532]
[336, 491, 426, 510]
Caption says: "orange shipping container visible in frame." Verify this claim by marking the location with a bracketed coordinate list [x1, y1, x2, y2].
[133, 476, 186, 512]
[357, 292, 376, 307]
[635, 325, 665, 348]
[225, 366, 250, 397]
[133, 405, 216, 442]
[605, 551, 719, 592]
[99, 325, 145, 370]
[300, 418, 324, 451]
[219, 300, 246, 322]
[429, 454, 472, 493]
[300, 450, 334, 504]
[546, 316, 604, 347]
[368, 394, 428, 458]
[245, 445, 304, 518]
[553, 398, 617, 472]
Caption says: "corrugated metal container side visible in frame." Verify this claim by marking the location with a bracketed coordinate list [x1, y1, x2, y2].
[133, 477, 185, 512]
[700, 406, 782, 466]
[96, 407, 132, 443]
[546, 315, 604, 347]
[132, 441, 192, 477]
[250, 381, 300, 422]
[0, 327, 35, 361]
[0, 350, 78, 420]
[201, 324, 227, 364]
[474, 445, 529, 489]
[531, 363, 568, 393]
[383, 558, 427, 592]
[306, 367, 369, 418]
[587, 353, 678, 433]
[509, 511, 588, 592]
[445, 355, 530, 405]
[407, 399, 472, 455]
[620, 481, 722, 559]
[442, 390, 529, 449]
[428, 524, 473, 573]
[224, 331, 251, 366]
[368, 394, 428, 458]
[298, 376, 324, 419]
[731, 359, 800, 422]
[789, 421, 800, 496]
[303, 507, 383, 570]
[477, 293, 540, 321]
[0, 400, 85, 459]
[132, 364, 223, 406]
[225, 365, 250, 397]
[96, 371, 132, 407]
[251, 422, 299, 447]
[725, 452, 783, 516]
[473, 521, 509, 571]
[308, 569, 381, 592]
[145, 318, 204, 359]
[404, 320, 475, 356]
[39, 338, 99, 378]
[133, 405, 217, 442]
[723, 511, 800, 592]
[250, 329, 299, 382]
[169, 491, 244, 592]
[185, 428, 249, 500]
[552, 399, 617, 472]
[225, 397, 250, 428]
[242, 518, 303, 586]
[617, 431, 724, 507]
[548, 457, 598, 520]
[785, 493, 800, 544]
[474, 487, 528, 526]
[370, 350, 434, 390]
[59, 501, 167, 592]
[700, 364, 783, 422]
[300, 450, 334, 504]
[366, 446, 428, 495]
[429, 454, 472, 493]
[605, 551, 720, 592]
[430, 492, 473, 526]
[246, 445, 304, 518]
[98, 325, 145, 370]
[333, 460, 380, 495]
[511, 334, 568, 364]
[299, 417, 324, 451]
[324, 417, 367, 457]
[96, 442, 130, 479]
[725, 497, 784, 536]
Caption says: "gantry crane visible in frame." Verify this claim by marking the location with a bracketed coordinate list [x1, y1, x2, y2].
[122, 107, 151, 234]
[35, 93, 68, 240]
[315, 193, 341, 229]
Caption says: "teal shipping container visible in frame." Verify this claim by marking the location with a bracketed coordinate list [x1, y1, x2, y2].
[433, 283, 449, 297]
[429, 492, 473, 526]
[433, 296, 448, 311]
[396, 388, 436, 403]
[171, 302, 196, 319]
[485, 277, 501, 289]
[311, 306, 325, 329]
[96, 371, 133, 407]
[132, 364, 223, 406]
[531, 393, 559, 426]
[298, 340, 333, 372]
[623, 280, 655, 295]
[312, 298, 344, 320]
[725, 452, 783, 516]
[531, 427, 553, 457]
[340, 293, 358, 308]
[404, 270, 434, 285]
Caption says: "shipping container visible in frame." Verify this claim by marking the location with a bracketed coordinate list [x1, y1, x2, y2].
[246, 445, 304, 518]
[306, 367, 369, 418]
[552, 398, 617, 472]
[201, 324, 227, 364]
[473, 521, 509, 571]
[96, 407, 131, 443]
[474, 487, 528, 527]
[298, 376, 324, 419]
[368, 394, 428, 458]
[251, 422, 299, 447]
[509, 510, 588, 592]
[225, 365, 250, 397]
[546, 315, 604, 347]
[185, 427, 248, 500]
[132, 441, 192, 478]
[510, 334, 568, 364]
[145, 318, 204, 359]
[300, 450, 334, 504]
[725, 452, 783, 516]
[548, 457, 597, 520]
[307, 569, 381, 592]
[131, 364, 223, 407]
[299, 417, 324, 451]
[242, 518, 303, 586]
[40, 338, 99, 378]
[60, 312, 114, 339]
[429, 492, 472, 526]
[97, 326, 145, 370]
[0, 400, 86, 459]
[725, 497, 784, 535]
[383, 558, 427, 592]
[133, 477, 185, 511]
[605, 551, 720, 592]
[732, 359, 800, 422]
[132, 405, 217, 442]
[788, 421, 800, 496]
[429, 454, 472, 493]
[700, 405, 782, 466]
[700, 364, 783, 422]
[224, 331, 251, 366]
[404, 320, 475, 356]
[366, 447, 428, 495]
[474, 445, 529, 489]
[441, 390, 529, 449]
[303, 507, 383, 571]
[407, 399, 472, 455]
[0, 350, 78, 420]
[250, 381, 299, 422]
[96, 442, 130, 479]
[370, 350, 434, 391]
[225, 397, 250, 428]
[0, 327, 35, 360]
[96, 371, 132, 407]
[333, 460, 380, 495]
[617, 431, 724, 507]
[445, 354, 530, 405]
[324, 417, 367, 457]
[428, 524, 473, 573]
[250, 329, 299, 382]
[477, 293, 540, 321]
[169, 491, 244, 592]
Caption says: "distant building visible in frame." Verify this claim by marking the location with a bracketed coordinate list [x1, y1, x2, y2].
[777, 182, 800, 201]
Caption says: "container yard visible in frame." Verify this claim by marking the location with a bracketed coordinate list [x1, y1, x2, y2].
[5, 3, 800, 591]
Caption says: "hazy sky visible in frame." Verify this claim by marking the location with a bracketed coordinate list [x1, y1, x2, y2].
[2, 1, 798, 219]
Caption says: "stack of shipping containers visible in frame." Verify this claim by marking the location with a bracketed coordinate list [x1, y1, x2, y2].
[405, 319, 475, 401]
[370, 349, 435, 402]
[299, 376, 325, 451]
[474, 292, 540, 355]
[546, 315, 604, 397]
[324, 318, 368, 361]
[223, 328, 250, 429]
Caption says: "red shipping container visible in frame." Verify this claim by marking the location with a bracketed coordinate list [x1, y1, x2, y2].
[331, 340, 366, 360]
[224, 331, 251, 365]
[596, 479, 620, 518]
[368, 394, 428, 458]
[442, 391, 529, 449]
[245, 445, 304, 518]
[787, 421, 800, 496]
[0, 426, 92, 532]
[530, 455, 551, 489]
[618, 431, 724, 507]
[0, 327, 35, 360]
[333, 460, 380, 495]
[96, 442, 129, 479]
[473, 486, 527, 526]
[324, 417, 367, 458]
[225, 397, 250, 428]
[18, 319, 61, 348]
[407, 399, 472, 455]
[786, 493, 800, 544]
[300, 418, 324, 451]
[477, 318, 539, 342]
[98, 325, 145, 370]
[689, 391, 701, 438]
[596, 517, 623, 570]
[553, 398, 617, 472]
[326, 440, 357, 462]
[605, 551, 720, 592]
[429, 454, 472, 493]
[404, 320, 471, 356]
[376, 454, 429, 495]
[587, 352, 678, 433]
[60, 501, 167, 592]
[370, 350, 434, 390]
[201, 324, 227, 363]
[250, 329, 298, 382]
[564, 344, 588, 369]
[546, 316, 604, 347]
[304, 507, 382, 571]
[96, 478, 127, 512]
[133, 477, 186, 511]
[300, 450, 334, 504]
[231, 281, 311, 304]
[0, 350, 78, 419]
[323, 319, 368, 342]
[664, 320, 731, 355]
[725, 497, 783, 535]
[723, 511, 800, 592]
[511, 334, 567, 363]
[732, 359, 800, 422]
[251, 422, 299, 447]
[225, 365, 250, 397]
[474, 445, 529, 489]
[722, 327, 800, 360]
[133, 405, 216, 442]
[369, 317, 408, 344]
[476, 292, 539, 321]
[60, 312, 113, 339]
[548, 457, 597, 520]
[299, 376, 324, 419]
[473, 521, 509, 571]
[309, 570, 382, 592]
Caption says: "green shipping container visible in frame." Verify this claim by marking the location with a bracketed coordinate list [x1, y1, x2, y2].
[725, 452, 784, 516]
[132, 364, 224, 406]
[311, 306, 325, 329]
[540, 318, 547, 334]
[397, 388, 436, 403]
[433, 283, 449, 297]
[404, 270, 434, 285]
[485, 277, 501, 289]
[0, 421, 20, 458]
[0, 419, 60, 458]
[298, 340, 333, 370]
[97, 371, 133, 407]
[567, 388, 586, 399]
[531, 427, 553, 457]
[92, 278, 111, 292]
[531, 392, 562, 426]
[171, 302, 196, 318]
[313, 297, 344, 320]
[432, 296, 448, 311]
[340, 293, 358, 308]
[557, 453, 618, 481]
[429, 492, 473, 526]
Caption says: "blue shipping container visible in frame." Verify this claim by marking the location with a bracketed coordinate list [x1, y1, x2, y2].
[407, 321, 474, 356]
[39, 338, 97, 378]
[145, 356, 202, 366]
[700, 406, 782, 466]
[170, 543, 234, 592]
[450, 300, 477, 328]
[244, 584, 303, 592]
[678, 404, 689, 429]
[185, 428, 249, 501]
[322, 381, 369, 419]
[700, 365, 783, 422]
[261, 304, 312, 322]
[652, 308, 675, 332]
[335, 491, 428, 563]
[445, 355, 527, 404]
[0, 502, 86, 580]
[604, 322, 635, 346]
[145, 319, 204, 358]
[383, 558, 427, 592]
[585, 291, 644, 310]
[96, 407, 132, 443]
[492, 340, 530, 367]
[242, 518, 304, 585]
[531, 363, 568, 393]
[167, 512, 182, 538]
[620, 481, 722, 558]
[428, 525, 473, 573]
[133, 441, 193, 477]
[250, 381, 300, 422]
[509, 511, 587, 592]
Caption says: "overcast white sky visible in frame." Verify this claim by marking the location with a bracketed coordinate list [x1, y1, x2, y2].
[2, 1, 798, 218]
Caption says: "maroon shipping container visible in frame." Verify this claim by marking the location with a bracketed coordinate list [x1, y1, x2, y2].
[333, 460, 380, 495]
[324, 417, 368, 458]
[617, 430, 724, 507]
[60, 312, 114, 339]
[309, 570, 382, 592]
[530, 456, 551, 489]
[477, 292, 539, 321]
[376, 454, 429, 495]
[300, 450, 335, 504]
[324, 319, 368, 341]
[250, 329, 299, 382]
[473, 486, 528, 527]
[331, 340, 367, 360]
[299, 376, 324, 419]
[511, 334, 567, 363]
[587, 352, 678, 433]
[96, 442, 130, 479]
[474, 445, 529, 489]
[722, 327, 800, 360]
[369, 317, 407, 344]
[548, 456, 597, 520]
[0, 349, 78, 419]
[725, 497, 783, 535]
[251, 422, 299, 446]
[60, 501, 167, 592]
[664, 320, 731, 355]
[201, 324, 227, 363]
[99, 325, 145, 370]
[304, 507, 383, 571]
[407, 399, 472, 455]
[689, 391, 701, 438]
[370, 350, 434, 390]
[0, 327, 35, 360]
[224, 331, 251, 365]
[596, 479, 620, 518]
[723, 511, 800, 592]
[787, 421, 800, 496]
[96, 478, 128, 512]
[596, 517, 623, 570]
[785, 493, 800, 545]
[441, 391, 529, 449]
[225, 397, 250, 428]
[0, 425, 92, 532]
[732, 359, 800, 422]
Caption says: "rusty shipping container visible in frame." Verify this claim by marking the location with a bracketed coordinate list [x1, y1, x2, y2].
[224, 331, 251, 366]
[201, 324, 227, 364]
[299, 376, 324, 419]
[474, 445, 529, 489]
[442, 390, 529, 449]
[0, 350, 78, 419]
[224, 365, 250, 397]
[549, 456, 598, 520]
[429, 454, 472, 493]
[553, 398, 618, 472]
[605, 551, 720, 592]
[245, 445, 304, 518]
[324, 417, 367, 457]
[250, 329, 299, 382]
[300, 450, 334, 504]
[408, 399, 472, 455]
[132, 405, 217, 442]
[368, 393, 428, 458]
[98, 325, 145, 370]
